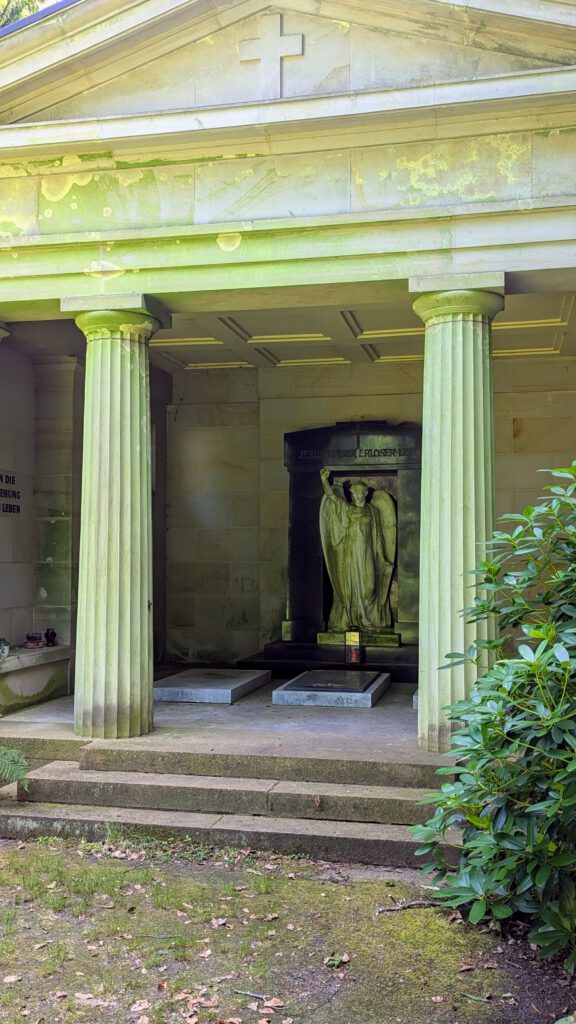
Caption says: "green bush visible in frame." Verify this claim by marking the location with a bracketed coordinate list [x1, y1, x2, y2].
[413, 461, 576, 971]
[0, 746, 28, 788]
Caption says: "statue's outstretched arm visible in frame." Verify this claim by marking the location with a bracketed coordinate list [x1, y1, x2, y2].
[320, 467, 338, 501]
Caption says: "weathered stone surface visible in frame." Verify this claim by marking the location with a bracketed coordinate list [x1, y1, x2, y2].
[80, 744, 442, 789]
[0, 647, 71, 716]
[154, 668, 270, 704]
[273, 672, 391, 708]
[21, 762, 274, 816]
[74, 311, 160, 739]
[0, 802, 457, 866]
[413, 290, 503, 752]
[19, 761, 433, 825]
[268, 780, 431, 825]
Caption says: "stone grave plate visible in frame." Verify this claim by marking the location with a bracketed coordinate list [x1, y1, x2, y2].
[273, 671, 391, 708]
[283, 670, 378, 693]
[154, 668, 271, 705]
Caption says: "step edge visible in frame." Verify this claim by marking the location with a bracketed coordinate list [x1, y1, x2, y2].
[24, 762, 434, 800]
[0, 800, 441, 839]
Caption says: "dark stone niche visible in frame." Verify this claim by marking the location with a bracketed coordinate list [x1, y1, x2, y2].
[282, 421, 421, 646]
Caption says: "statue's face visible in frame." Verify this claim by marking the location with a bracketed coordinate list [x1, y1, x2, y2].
[350, 485, 367, 507]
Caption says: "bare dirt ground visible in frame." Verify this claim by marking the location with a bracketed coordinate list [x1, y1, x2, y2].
[0, 835, 572, 1024]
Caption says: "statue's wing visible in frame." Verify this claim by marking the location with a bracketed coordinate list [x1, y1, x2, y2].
[370, 489, 397, 565]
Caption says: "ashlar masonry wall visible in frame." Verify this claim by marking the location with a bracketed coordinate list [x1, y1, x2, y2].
[166, 370, 260, 662]
[0, 344, 35, 646]
[166, 354, 576, 664]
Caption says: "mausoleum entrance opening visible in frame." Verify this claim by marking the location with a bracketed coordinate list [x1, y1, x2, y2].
[279, 422, 421, 666]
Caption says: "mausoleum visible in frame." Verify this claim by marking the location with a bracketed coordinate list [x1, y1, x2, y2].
[0, 0, 575, 759]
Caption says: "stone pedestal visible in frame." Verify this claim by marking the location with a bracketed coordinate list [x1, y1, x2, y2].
[74, 310, 160, 738]
[413, 290, 503, 753]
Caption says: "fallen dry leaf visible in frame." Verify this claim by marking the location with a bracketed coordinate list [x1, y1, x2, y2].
[131, 999, 151, 1013]
[198, 947, 212, 959]
[137, 1017, 150, 1024]
[74, 992, 114, 1007]
[248, 1001, 260, 1011]
[431, 996, 444, 1003]
[54, 991, 68, 999]
[3, 975, 22, 985]
[211, 917, 228, 929]
[264, 998, 285, 1009]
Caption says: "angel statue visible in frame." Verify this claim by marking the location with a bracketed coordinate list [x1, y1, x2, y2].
[319, 467, 397, 633]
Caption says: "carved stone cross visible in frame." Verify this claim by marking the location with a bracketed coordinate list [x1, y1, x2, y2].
[240, 13, 304, 100]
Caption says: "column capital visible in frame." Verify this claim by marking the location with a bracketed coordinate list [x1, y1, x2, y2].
[75, 309, 161, 344]
[413, 289, 504, 326]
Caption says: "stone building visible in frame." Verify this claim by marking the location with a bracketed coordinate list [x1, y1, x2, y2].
[0, 0, 575, 752]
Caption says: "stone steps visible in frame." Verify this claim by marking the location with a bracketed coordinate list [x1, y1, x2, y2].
[0, 800, 448, 866]
[79, 741, 443, 789]
[19, 761, 433, 825]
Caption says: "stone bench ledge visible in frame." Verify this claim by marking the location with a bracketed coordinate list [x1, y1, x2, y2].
[1, 646, 72, 673]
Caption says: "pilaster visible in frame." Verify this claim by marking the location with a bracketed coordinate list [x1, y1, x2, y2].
[413, 289, 504, 752]
[74, 309, 160, 738]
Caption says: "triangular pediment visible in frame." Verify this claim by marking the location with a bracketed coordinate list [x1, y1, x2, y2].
[1, 0, 576, 125]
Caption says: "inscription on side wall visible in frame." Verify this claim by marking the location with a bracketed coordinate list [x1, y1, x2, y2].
[0, 471, 22, 516]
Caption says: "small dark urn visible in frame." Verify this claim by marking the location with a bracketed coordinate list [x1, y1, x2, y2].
[44, 629, 57, 647]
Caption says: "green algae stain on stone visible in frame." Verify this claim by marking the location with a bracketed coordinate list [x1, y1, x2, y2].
[36, 164, 196, 234]
[0, 175, 38, 236]
[0, 666, 69, 716]
[353, 132, 532, 210]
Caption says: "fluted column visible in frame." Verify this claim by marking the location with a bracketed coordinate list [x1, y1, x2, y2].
[413, 290, 504, 752]
[74, 310, 160, 738]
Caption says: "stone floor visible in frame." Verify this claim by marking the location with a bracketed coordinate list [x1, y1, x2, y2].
[0, 683, 441, 767]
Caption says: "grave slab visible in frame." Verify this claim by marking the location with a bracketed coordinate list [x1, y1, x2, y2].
[272, 670, 391, 708]
[154, 668, 271, 704]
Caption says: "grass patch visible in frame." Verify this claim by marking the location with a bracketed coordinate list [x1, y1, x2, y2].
[0, 838, 568, 1023]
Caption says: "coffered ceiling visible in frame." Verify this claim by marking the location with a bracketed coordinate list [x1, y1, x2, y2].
[148, 292, 576, 371]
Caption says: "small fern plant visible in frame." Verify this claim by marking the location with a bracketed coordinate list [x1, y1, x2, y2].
[0, 747, 28, 789]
